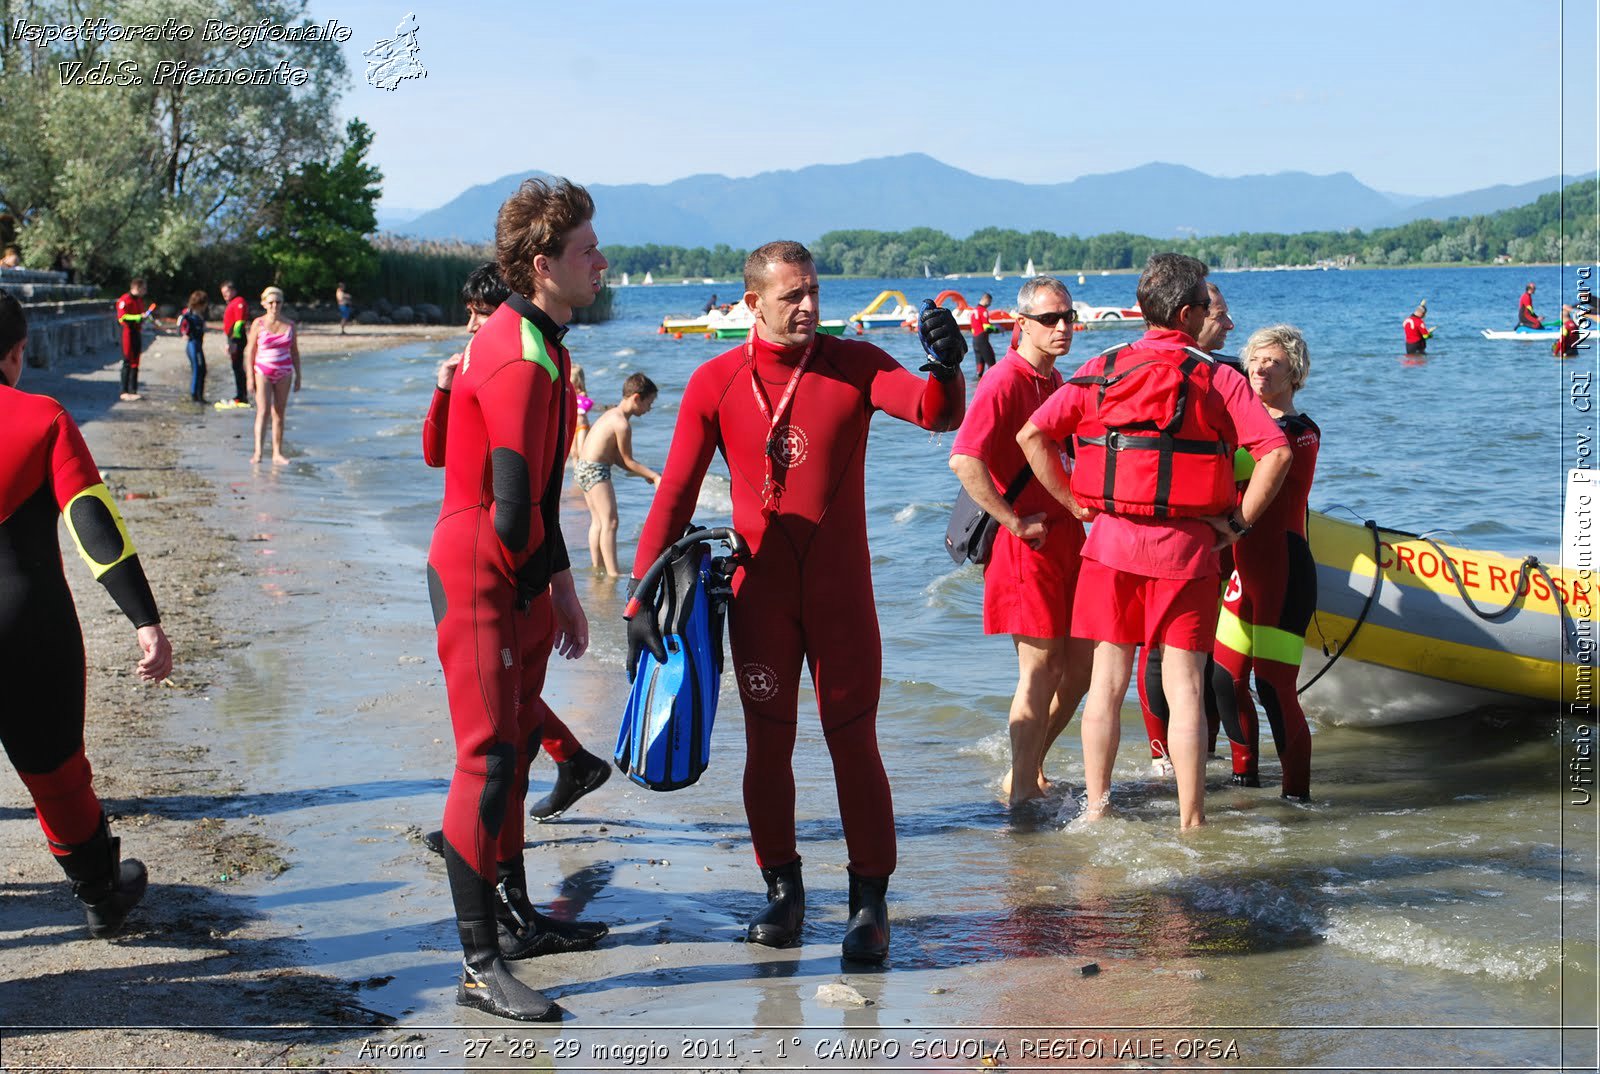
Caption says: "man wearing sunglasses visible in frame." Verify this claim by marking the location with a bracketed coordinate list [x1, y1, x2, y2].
[1018, 253, 1291, 830]
[950, 276, 1090, 808]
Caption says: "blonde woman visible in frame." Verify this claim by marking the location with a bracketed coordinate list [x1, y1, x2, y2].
[245, 287, 301, 464]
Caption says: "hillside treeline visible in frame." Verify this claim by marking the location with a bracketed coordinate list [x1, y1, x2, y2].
[599, 179, 1599, 278]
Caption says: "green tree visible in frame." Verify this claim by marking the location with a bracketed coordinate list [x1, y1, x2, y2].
[258, 119, 382, 300]
[0, 0, 348, 280]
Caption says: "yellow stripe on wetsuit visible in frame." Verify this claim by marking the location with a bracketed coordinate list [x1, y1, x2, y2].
[62, 484, 137, 578]
[1215, 605, 1305, 665]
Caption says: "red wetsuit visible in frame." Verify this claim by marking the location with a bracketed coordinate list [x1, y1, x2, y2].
[224, 295, 250, 402]
[633, 331, 962, 878]
[970, 305, 995, 377]
[426, 294, 573, 881]
[1518, 292, 1542, 329]
[1555, 314, 1582, 357]
[1402, 314, 1430, 354]
[115, 293, 153, 394]
[0, 380, 161, 856]
[423, 380, 582, 763]
[1211, 412, 1320, 797]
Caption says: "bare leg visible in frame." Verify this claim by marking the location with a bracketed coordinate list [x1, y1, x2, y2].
[1003, 636, 1068, 807]
[1079, 641, 1134, 822]
[590, 479, 622, 576]
[270, 377, 291, 464]
[1159, 645, 1210, 830]
[251, 374, 267, 463]
[1040, 636, 1093, 788]
[583, 485, 604, 569]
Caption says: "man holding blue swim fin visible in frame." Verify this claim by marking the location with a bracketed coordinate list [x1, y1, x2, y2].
[630, 240, 966, 962]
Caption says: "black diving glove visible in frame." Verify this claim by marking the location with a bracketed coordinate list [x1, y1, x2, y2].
[623, 578, 668, 682]
[917, 299, 967, 381]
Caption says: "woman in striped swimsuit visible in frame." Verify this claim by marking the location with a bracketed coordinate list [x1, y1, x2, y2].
[246, 286, 302, 465]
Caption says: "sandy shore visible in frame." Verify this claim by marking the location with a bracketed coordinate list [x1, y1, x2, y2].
[0, 323, 454, 1070]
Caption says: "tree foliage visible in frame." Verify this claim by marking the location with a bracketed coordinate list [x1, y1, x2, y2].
[0, 0, 349, 281]
[257, 118, 381, 301]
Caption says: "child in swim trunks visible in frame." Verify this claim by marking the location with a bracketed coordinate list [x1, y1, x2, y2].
[576, 371, 661, 576]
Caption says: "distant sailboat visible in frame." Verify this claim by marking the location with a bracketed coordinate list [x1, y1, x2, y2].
[924, 262, 932, 279]
[642, 271, 654, 285]
[620, 272, 630, 286]
[1024, 257, 1036, 277]
[992, 254, 1003, 281]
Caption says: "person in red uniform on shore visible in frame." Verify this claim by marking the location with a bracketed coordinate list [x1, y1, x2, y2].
[114, 277, 156, 401]
[1018, 254, 1291, 829]
[220, 281, 250, 406]
[0, 289, 174, 937]
[1137, 281, 1238, 772]
[420, 262, 611, 857]
[970, 292, 996, 379]
[949, 275, 1090, 808]
[1402, 301, 1431, 355]
[1211, 325, 1320, 799]
[629, 240, 966, 962]
[1518, 282, 1543, 330]
[426, 178, 609, 1023]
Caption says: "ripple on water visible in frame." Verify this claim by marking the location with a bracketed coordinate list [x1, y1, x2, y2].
[1322, 910, 1557, 980]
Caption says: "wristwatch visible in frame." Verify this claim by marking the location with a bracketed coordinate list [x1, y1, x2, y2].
[1227, 513, 1251, 536]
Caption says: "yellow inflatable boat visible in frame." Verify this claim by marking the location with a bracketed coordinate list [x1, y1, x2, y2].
[1299, 509, 1592, 724]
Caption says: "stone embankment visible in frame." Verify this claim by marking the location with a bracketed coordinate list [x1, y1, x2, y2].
[0, 267, 116, 370]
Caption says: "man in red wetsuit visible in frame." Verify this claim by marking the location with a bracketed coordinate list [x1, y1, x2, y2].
[1518, 282, 1543, 330]
[949, 275, 1089, 808]
[114, 277, 156, 400]
[0, 289, 173, 937]
[1212, 324, 1320, 799]
[220, 281, 250, 406]
[1019, 254, 1290, 829]
[1554, 304, 1585, 357]
[630, 240, 966, 962]
[971, 292, 996, 379]
[421, 262, 610, 852]
[427, 179, 608, 1022]
[1402, 301, 1431, 355]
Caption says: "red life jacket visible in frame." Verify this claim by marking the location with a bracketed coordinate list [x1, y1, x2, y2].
[1067, 343, 1235, 519]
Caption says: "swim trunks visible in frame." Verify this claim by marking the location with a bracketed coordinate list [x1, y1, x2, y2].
[574, 458, 612, 491]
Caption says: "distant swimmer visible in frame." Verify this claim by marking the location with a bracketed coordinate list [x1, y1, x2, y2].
[0, 289, 174, 938]
[1518, 282, 1543, 330]
[1402, 301, 1432, 355]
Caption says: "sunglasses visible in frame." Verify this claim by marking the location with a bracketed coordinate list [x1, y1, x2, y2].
[1018, 309, 1079, 327]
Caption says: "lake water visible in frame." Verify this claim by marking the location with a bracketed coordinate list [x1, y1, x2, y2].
[182, 264, 1594, 1070]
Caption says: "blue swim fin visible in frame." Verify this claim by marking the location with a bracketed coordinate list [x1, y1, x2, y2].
[616, 527, 744, 791]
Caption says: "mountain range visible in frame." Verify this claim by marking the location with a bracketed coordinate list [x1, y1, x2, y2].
[395, 154, 1575, 247]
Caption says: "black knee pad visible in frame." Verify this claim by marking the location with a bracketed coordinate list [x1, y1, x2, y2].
[426, 563, 448, 626]
[478, 742, 516, 837]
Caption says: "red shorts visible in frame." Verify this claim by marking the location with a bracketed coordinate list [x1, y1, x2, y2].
[1071, 559, 1220, 650]
[983, 520, 1084, 638]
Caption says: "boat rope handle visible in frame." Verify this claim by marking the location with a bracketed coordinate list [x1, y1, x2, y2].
[1414, 535, 1581, 656]
[1298, 517, 1381, 697]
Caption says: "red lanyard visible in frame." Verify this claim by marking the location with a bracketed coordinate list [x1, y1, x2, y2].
[747, 328, 818, 512]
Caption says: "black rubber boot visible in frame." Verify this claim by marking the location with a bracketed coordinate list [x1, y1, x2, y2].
[746, 858, 804, 947]
[528, 749, 612, 821]
[495, 858, 608, 960]
[1230, 771, 1261, 788]
[841, 870, 889, 963]
[56, 815, 147, 938]
[444, 844, 563, 1022]
[423, 829, 444, 855]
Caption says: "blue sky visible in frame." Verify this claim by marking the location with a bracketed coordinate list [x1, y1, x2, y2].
[312, 0, 1599, 213]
